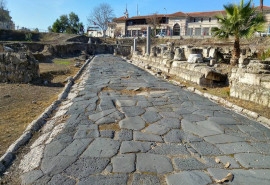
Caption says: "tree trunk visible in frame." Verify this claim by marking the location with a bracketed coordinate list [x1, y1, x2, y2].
[261, 0, 264, 12]
[231, 37, 240, 66]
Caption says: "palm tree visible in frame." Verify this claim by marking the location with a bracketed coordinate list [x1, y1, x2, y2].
[211, 0, 266, 65]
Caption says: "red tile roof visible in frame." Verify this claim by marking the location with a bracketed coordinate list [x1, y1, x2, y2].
[187, 10, 225, 17]
[113, 5, 270, 22]
[113, 16, 127, 22]
[167, 12, 187, 17]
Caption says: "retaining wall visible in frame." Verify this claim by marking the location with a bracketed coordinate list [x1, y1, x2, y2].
[230, 60, 270, 107]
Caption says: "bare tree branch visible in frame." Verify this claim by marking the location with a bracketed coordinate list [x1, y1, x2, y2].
[88, 3, 115, 37]
[146, 13, 162, 36]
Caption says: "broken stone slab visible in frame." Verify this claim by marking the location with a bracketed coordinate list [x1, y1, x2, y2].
[131, 173, 161, 185]
[111, 154, 136, 173]
[234, 153, 270, 168]
[81, 138, 120, 158]
[119, 116, 146, 130]
[187, 54, 203, 63]
[166, 171, 212, 185]
[136, 153, 173, 174]
[78, 174, 128, 185]
[232, 169, 270, 185]
[120, 141, 154, 154]
[216, 142, 258, 154]
[134, 131, 163, 142]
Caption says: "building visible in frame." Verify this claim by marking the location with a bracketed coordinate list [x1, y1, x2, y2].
[87, 26, 103, 37]
[112, 6, 270, 38]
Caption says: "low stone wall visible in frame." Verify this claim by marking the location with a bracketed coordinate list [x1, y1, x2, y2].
[131, 44, 227, 87]
[230, 60, 270, 107]
[0, 51, 39, 83]
[131, 43, 270, 108]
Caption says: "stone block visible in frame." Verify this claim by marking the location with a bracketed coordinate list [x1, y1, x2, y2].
[119, 116, 146, 130]
[131, 173, 161, 185]
[120, 141, 153, 154]
[136, 153, 173, 174]
[187, 54, 203, 63]
[81, 138, 120, 158]
[78, 174, 128, 185]
[112, 154, 135, 173]
[216, 142, 258, 154]
[166, 171, 212, 185]
[173, 157, 207, 170]
[234, 153, 270, 168]
[65, 158, 110, 178]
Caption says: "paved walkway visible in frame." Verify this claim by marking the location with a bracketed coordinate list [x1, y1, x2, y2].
[18, 54, 270, 185]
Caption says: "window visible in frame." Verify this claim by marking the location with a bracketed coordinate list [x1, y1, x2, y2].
[186, 28, 193, 36]
[203, 27, 209, 35]
[173, 23, 180, 36]
[195, 28, 201, 36]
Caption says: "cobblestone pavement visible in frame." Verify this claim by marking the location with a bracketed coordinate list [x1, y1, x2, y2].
[18, 54, 270, 185]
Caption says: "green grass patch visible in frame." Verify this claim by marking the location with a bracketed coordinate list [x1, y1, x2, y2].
[53, 59, 71, 65]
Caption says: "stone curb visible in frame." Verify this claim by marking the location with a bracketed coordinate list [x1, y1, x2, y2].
[186, 86, 270, 128]
[126, 58, 270, 129]
[0, 56, 94, 174]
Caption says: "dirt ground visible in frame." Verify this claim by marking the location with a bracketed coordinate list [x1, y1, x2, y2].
[0, 58, 83, 157]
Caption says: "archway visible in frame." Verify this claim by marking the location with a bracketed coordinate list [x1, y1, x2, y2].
[173, 23, 180, 36]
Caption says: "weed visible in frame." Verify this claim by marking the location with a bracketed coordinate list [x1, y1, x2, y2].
[25, 32, 32, 41]
[258, 48, 270, 61]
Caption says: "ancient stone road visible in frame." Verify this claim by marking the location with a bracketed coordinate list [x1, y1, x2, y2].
[18, 54, 270, 184]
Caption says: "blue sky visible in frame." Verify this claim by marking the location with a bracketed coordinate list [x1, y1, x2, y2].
[6, 0, 269, 31]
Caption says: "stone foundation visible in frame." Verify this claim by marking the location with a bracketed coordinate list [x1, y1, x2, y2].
[131, 43, 270, 108]
[131, 44, 227, 87]
[0, 51, 39, 83]
[230, 60, 270, 107]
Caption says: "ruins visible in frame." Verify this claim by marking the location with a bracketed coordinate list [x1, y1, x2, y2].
[0, 30, 269, 108]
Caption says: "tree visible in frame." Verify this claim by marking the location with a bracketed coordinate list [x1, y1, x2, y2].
[51, 12, 83, 34]
[0, 0, 11, 22]
[114, 27, 122, 37]
[146, 13, 162, 36]
[211, 0, 266, 65]
[66, 12, 79, 34]
[88, 3, 115, 37]
[48, 26, 52, 32]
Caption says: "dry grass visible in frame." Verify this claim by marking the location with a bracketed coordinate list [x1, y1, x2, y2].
[99, 123, 120, 131]
[170, 75, 270, 119]
[0, 58, 82, 157]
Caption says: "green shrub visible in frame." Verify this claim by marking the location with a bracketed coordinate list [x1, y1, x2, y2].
[25, 32, 32, 41]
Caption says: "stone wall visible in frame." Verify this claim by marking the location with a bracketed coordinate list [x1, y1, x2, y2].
[131, 43, 270, 108]
[230, 60, 270, 107]
[131, 44, 228, 87]
[0, 51, 39, 83]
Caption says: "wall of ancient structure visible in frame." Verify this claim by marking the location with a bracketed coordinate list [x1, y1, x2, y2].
[131, 44, 270, 108]
[0, 51, 39, 83]
[131, 44, 228, 87]
[230, 60, 270, 107]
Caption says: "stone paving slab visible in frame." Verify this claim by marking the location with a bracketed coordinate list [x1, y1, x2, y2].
[6, 55, 270, 185]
